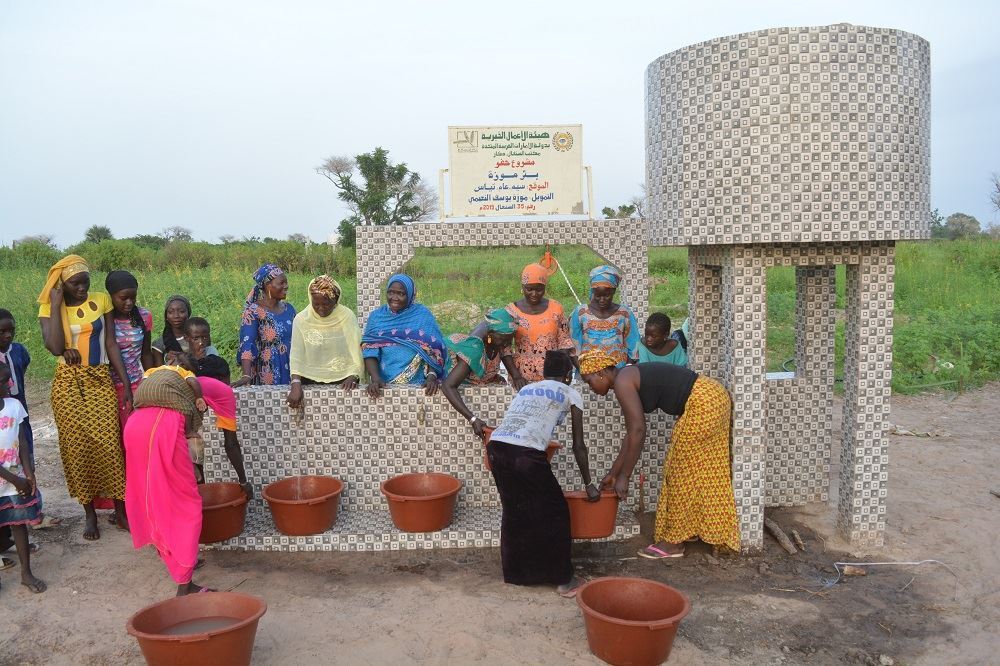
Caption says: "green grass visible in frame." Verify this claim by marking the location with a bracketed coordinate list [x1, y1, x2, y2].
[2, 240, 998, 393]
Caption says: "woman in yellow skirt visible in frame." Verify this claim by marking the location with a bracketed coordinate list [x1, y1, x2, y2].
[579, 349, 740, 557]
[38, 255, 132, 540]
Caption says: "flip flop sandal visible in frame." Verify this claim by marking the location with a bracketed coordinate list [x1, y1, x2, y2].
[637, 544, 685, 560]
[31, 515, 63, 530]
[0, 556, 15, 571]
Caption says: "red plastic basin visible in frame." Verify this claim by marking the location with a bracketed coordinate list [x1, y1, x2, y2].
[564, 490, 619, 539]
[198, 483, 248, 544]
[263, 475, 344, 536]
[577, 577, 691, 665]
[381, 472, 462, 532]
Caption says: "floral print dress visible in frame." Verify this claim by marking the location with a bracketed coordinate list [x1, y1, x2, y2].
[238, 302, 296, 385]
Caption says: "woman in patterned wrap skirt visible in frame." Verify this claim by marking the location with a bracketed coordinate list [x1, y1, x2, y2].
[579, 348, 740, 557]
[37, 255, 132, 540]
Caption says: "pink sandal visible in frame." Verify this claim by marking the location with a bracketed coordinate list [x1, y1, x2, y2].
[637, 544, 685, 559]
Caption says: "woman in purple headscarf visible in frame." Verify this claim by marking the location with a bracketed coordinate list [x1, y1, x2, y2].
[234, 264, 296, 386]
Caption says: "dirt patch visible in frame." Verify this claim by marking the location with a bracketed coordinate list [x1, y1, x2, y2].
[1, 381, 997, 664]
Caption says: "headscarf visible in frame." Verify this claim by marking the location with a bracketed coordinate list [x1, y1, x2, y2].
[290, 275, 363, 383]
[37, 255, 90, 349]
[105, 270, 144, 329]
[245, 263, 285, 308]
[578, 348, 617, 375]
[485, 307, 518, 335]
[589, 265, 622, 291]
[520, 263, 549, 286]
[362, 273, 447, 378]
[161, 295, 192, 354]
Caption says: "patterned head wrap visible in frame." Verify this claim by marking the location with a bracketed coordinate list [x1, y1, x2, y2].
[578, 348, 617, 375]
[520, 263, 549, 286]
[309, 274, 341, 301]
[589, 265, 621, 290]
[386, 273, 415, 306]
[246, 263, 285, 307]
[38, 255, 89, 305]
[484, 307, 518, 334]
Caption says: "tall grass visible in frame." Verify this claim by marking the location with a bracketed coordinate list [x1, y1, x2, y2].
[2, 240, 998, 393]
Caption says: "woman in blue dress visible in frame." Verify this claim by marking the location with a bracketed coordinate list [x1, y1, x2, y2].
[235, 264, 296, 386]
[362, 274, 447, 398]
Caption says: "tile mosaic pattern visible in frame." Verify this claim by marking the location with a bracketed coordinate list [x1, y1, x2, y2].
[202, 384, 671, 552]
[646, 24, 931, 246]
[355, 219, 650, 327]
[688, 242, 894, 549]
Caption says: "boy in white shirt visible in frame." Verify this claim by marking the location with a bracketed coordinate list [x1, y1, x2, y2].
[486, 350, 600, 597]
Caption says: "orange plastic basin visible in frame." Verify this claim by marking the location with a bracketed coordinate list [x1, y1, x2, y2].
[577, 577, 691, 665]
[564, 490, 619, 539]
[262, 475, 344, 536]
[198, 482, 248, 544]
[381, 472, 462, 532]
[480, 425, 561, 471]
[127, 591, 267, 666]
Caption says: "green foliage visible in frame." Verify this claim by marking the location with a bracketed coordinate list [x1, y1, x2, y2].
[929, 208, 948, 239]
[944, 212, 981, 240]
[83, 225, 114, 244]
[601, 204, 637, 219]
[0, 240, 60, 270]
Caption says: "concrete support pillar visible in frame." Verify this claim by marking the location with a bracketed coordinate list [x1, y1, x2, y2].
[686, 251, 723, 378]
[838, 244, 895, 547]
[722, 247, 767, 552]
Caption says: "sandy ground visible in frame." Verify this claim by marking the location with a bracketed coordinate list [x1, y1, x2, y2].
[1, 382, 998, 665]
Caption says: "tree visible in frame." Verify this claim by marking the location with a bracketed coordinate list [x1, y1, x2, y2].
[160, 226, 193, 243]
[84, 225, 114, 244]
[991, 173, 1000, 213]
[218, 234, 236, 244]
[316, 147, 435, 247]
[929, 208, 948, 239]
[15, 234, 56, 248]
[944, 212, 981, 240]
[601, 204, 637, 219]
[287, 233, 311, 244]
[127, 234, 168, 249]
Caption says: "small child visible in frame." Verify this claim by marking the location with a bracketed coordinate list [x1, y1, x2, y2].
[637, 312, 688, 367]
[183, 317, 231, 384]
[0, 362, 45, 594]
[139, 353, 209, 481]
[143, 353, 207, 420]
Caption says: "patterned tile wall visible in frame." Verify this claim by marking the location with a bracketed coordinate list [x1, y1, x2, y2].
[356, 218, 650, 328]
[688, 242, 893, 549]
[646, 24, 931, 246]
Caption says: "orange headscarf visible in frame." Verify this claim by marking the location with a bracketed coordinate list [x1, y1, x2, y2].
[37, 255, 90, 349]
[520, 263, 549, 286]
[579, 348, 617, 375]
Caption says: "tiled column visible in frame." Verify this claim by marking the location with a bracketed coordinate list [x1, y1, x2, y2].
[356, 226, 414, 326]
[838, 244, 895, 547]
[722, 247, 768, 552]
[687, 250, 724, 378]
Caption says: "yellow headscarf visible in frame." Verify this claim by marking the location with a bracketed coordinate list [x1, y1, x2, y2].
[37, 255, 90, 350]
[289, 275, 365, 383]
[579, 348, 617, 375]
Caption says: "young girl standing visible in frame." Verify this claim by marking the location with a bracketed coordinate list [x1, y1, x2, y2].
[106, 271, 154, 428]
[0, 362, 45, 594]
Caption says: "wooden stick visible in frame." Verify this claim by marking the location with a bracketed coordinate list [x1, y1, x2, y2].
[764, 516, 797, 555]
[790, 529, 807, 552]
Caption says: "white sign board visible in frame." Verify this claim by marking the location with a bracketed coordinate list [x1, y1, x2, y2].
[448, 124, 583, 217]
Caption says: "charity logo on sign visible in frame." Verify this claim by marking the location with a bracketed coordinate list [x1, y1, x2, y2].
[552, 131, 574, 152]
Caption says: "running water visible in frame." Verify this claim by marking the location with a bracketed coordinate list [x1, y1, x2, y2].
[160, 616, 241, 635]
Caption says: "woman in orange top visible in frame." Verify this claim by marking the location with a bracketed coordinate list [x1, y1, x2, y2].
[37, 255, 131, 540]
[504, 263, 576, 389]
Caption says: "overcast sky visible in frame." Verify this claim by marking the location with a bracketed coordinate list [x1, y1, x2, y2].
[2, 0, 998, 246]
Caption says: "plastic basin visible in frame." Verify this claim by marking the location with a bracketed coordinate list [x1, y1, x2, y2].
[126, 591, 267, 666]
[564, 490, 619, 539]
[381, 472, 462, 532]
[480, 425, 561, 471]
[262, 475, 344, 536]
[198, 483, 248, 544]
[577, 577, 691, 666]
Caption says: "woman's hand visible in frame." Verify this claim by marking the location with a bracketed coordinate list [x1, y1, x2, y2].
[287, 382, 303, 408]
[341, 376, 359, 391]
[49, 285, 64, 306]
[509, 373, 528, 391]
[367, 377, 386, 399]
[164, 351, 179, 365]
[62, 348, 81, 365]
[195, 398, 207, 413]
[232, 375, 252, 389]
[240, 481, 254, 500]
[585, 482, 601, 502]
[471, 418, 488, 439]
[600, 472, 628, 500]
[424, 374, 439, 396]
[13, 475, 32, 498]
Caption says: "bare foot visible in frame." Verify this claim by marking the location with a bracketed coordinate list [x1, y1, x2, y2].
[83, 514, 100, 541]
[21, 573, 47, 593]
[557, 576, 585, 598]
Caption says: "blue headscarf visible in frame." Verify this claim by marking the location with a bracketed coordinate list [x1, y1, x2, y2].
[361, 273, 447, 378]
[589, 264, 622, 299]
[245, 263, 284, 308]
